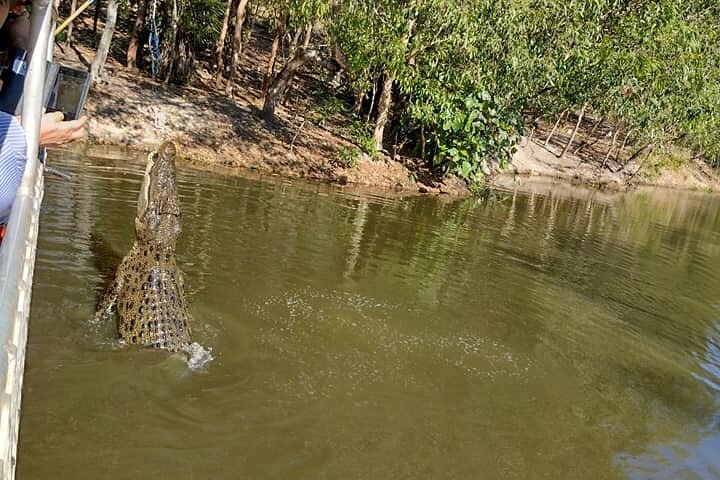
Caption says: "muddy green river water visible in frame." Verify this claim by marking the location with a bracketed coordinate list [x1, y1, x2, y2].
[16, 148, 720, 479]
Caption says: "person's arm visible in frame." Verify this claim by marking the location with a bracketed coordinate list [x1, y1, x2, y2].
[38, 111, 87, 146]
[14, 112, 88, 147]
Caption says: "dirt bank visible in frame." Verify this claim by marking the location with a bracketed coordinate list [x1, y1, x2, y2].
[493, 125, 720, 194]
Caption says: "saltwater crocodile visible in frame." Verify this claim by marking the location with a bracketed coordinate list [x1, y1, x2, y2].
[96, 141, 192, 352]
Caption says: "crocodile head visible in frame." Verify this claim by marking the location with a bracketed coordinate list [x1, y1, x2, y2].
[135, 142, 181, 250]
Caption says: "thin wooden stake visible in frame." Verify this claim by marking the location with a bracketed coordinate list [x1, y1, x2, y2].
[290, 117, 306, 153]
[366, 79, 377, 124]
[573, 116, 604, 154]
[615, 127, 634, 164]
[55, 0, 95, 36]
[600, 127, 620, 171]
[559, 103, 587, 159]
[545, 110, 566, 147]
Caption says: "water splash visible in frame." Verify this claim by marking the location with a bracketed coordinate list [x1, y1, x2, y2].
[183, 342, 214, 370]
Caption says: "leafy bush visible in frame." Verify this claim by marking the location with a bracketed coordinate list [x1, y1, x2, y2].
[349, 120, 377, 159]
[334, 146, 360, 168]
[428, 92, 522, 182]
[311, 97, 344, 126]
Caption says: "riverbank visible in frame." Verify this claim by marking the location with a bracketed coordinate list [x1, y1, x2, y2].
[54, 19, 720, 197]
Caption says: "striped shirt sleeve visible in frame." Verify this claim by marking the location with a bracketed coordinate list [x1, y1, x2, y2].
[0, 112, 28, 224]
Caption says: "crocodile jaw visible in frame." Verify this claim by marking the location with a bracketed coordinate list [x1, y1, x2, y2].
[134, 143, 181, 248]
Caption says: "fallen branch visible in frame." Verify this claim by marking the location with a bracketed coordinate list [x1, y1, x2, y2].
[289, 117, 306, 153]
[626, 145, 655, 183]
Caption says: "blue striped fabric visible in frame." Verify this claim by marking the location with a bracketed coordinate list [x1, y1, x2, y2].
[0, 111, 27, 224]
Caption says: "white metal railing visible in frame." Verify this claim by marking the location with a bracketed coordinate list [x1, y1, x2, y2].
[0, 0, 52, 477]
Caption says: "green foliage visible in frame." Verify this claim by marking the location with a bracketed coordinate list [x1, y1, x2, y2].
[330, 0, 720, 176]
[642, 149, 691, 180]
[284, 0, 331, 29]
[310, 97, 343, 126]
[334, 146, 360, 168]
[428, 92, 522, 182]
[349, 120, 377, 159]
[178, 0, 226, 49]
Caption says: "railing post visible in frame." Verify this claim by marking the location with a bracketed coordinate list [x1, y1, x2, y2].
[0, 1, 52, 478]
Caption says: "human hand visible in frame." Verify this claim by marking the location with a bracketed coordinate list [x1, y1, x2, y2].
[39, 112, 87, 147]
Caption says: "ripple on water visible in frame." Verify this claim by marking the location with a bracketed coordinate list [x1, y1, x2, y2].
[255, 287, 534, 401]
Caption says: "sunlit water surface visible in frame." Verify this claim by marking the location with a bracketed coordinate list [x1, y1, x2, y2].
[17, 147, 720, 479]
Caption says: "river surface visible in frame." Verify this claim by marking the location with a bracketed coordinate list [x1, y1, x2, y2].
[16, 147, 720, 479]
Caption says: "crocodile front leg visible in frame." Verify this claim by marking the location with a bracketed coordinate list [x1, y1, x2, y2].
[94, 260, 126, 321]
[94, 279, 120, 321]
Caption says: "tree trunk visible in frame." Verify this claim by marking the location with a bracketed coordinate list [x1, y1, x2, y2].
[262, 10, 286, 98]
[90, 0, 119, 81]
[65, 0, 78, 45]
[224, 0, 250, 97]
[353, 91, 364, 113]
[162, 0, 179, 83]
[213, 0, 234, 86]
[126, 0, 150, 69]
[288, 27, 302, 58]
[173, 34, 194, 83]
[559, 102, 587, 159]
[373, 72, 394, 152]
[302, 23, 312, 48]
[371, 14, 414, 153]
[262, 47, 318, 123]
